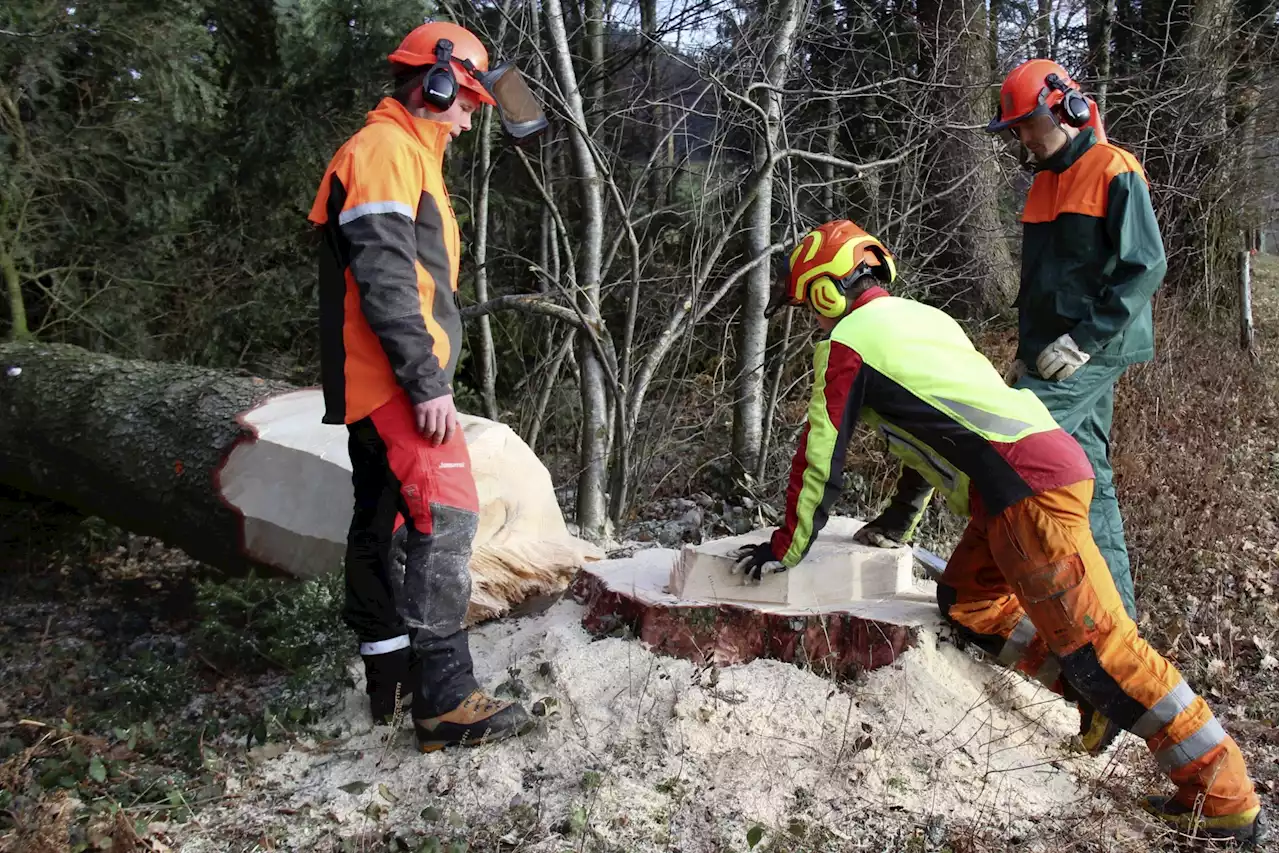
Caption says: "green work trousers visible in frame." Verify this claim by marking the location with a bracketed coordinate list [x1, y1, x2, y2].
[1015, 362, 1137, 618]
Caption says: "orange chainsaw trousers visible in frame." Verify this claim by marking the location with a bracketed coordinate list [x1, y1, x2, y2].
[937, 479, 1258, 818]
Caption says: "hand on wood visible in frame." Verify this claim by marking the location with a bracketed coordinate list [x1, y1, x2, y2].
[414, 395, 459, 446]
[730, 541, 785, 583]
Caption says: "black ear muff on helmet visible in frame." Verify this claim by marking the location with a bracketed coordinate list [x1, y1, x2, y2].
[422, 39, 459, 111]
[1045, 73, 1091, 128]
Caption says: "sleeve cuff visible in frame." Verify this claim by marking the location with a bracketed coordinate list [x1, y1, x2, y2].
[1068, 327, 1103, 356]
[404, 381, 452, 405]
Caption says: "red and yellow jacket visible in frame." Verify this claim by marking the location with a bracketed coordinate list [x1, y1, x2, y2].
[309, 98, 463, 425]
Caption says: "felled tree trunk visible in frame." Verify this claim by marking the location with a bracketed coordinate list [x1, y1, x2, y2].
[0, 341, 602, 624]
[0, 341, 290, 573]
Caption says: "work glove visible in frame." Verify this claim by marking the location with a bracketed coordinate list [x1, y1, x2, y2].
[853, 504, 917, 549]
[1003, 358, 1027, 387]
[854, 467, 932, 548]
[1035, 334, 1090, 381]
[730, 541, 786, 583]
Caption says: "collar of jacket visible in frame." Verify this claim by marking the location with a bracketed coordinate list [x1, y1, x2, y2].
[823, 286, 888, 340]
[1035, 126, 1097, 174]
[851, 285, 889, 311]
[366, 97, 452, 166]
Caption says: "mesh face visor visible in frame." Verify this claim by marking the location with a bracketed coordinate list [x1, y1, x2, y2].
[469, 61, 548, 143]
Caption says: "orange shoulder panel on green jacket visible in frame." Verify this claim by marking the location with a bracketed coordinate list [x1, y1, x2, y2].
[1022, 141, 1147, 224]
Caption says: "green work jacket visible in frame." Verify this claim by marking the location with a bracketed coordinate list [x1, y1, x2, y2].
[1016, 128, 1166, 370]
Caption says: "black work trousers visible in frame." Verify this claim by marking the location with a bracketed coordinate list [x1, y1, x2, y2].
[341, 394, 479, 718]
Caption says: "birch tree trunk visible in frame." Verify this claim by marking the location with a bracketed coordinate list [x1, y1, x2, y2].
[731, 0, 804, 479]
[471, 4, 515, 422]
[546, 0, 609, 540]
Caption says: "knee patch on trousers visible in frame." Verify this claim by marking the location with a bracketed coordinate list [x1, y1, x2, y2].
[1014, 553, 1110, 656]
[402, 505, 478, 638]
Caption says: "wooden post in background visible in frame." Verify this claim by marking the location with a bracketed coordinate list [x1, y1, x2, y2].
[1239, 233, 1254, 351]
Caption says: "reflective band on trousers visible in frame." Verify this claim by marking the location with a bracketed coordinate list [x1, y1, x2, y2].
[1155, 717, 1228, 772]
[360, 635, 410, 656]
[1132, 679, 1195, 739]
[998, 616, 1037, 666]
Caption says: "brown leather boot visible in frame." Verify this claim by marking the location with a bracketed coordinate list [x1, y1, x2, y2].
[413, 690, 535, 753]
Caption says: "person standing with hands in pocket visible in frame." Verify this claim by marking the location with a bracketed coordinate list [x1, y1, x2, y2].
[308, 20, 547, 752]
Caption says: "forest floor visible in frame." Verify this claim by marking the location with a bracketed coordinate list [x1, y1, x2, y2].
[0, 257, 1275, 853]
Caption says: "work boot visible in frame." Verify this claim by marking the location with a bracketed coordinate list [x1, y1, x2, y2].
[363, 647, 417, 725]
[1077, 701, 1122, 755]
[414, 690, 535, 753]
[1142, 796, 1270, 847]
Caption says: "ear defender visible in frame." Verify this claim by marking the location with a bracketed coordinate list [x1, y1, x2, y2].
[808, 276, 849, 318]
[1045, 73, 1091, 128]
[422, 39, 459, 111]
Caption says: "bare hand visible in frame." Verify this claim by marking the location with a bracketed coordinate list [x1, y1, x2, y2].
[413, 395, 458, 446]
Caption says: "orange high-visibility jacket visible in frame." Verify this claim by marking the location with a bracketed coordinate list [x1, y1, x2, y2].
[309, 98, 463, 425]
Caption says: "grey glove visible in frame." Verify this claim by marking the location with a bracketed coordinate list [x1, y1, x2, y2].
[854, 467, 931, 548]
[1036, 334, 1089, 381]
[730, 541, 785, 583]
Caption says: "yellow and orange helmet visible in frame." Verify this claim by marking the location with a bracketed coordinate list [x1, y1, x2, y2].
[766, 220, 897, 318]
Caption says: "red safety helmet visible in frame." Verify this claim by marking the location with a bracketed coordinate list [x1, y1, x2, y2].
[987, 58, 1089, 133]
[766, 220, 897, 318]
[389, 21, 496, 106]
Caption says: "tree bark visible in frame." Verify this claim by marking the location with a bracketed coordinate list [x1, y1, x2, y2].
[1086, 0, 1114, 113]
[571, 557, 922, 677]
[1, 245, 30, 342]
[1036, 0, 1052, 56]
[0, 341, 602, 621]
[473, 96, 499, 421]
[916, 0, 1017, 317]
[732, 0, 804, 479]
[0, 341, 290, 573]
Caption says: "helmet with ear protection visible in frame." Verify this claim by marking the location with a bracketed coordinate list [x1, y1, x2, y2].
[986, 58, 1095, 133]
[389, 20, 496, 110]
[766, 220, 897, 319]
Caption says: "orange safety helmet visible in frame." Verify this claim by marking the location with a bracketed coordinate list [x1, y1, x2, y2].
[389, 21, 496, 107]
[766, 220, 897, 319]
[986, 58, 1094, 134]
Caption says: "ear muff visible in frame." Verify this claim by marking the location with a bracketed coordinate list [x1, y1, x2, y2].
[1045, 73, 1091, 128]
[422, 39, 458, 111]
[808, 275, 849, 318]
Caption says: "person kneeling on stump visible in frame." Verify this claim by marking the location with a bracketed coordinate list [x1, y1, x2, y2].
[731, 219, 1267, 846]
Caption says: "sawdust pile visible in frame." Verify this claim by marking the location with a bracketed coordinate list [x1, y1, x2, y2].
[174, 600, 1129, 851]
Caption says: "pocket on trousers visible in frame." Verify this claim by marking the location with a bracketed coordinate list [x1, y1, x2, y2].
[1014, 553, 1106, 656]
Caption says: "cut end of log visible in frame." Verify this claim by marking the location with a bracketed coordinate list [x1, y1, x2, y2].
[571, 532, 942, 679]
